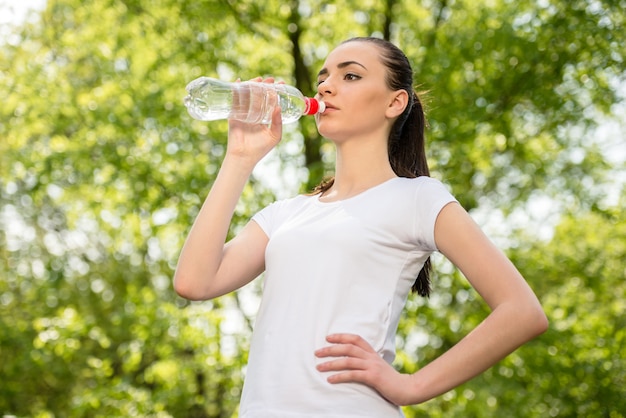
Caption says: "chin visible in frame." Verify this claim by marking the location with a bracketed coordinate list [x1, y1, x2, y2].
[316, 119, 338, 136]
[317, 129, 339, 142]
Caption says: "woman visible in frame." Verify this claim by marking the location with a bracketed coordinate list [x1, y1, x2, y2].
[174, 37, 548, 416]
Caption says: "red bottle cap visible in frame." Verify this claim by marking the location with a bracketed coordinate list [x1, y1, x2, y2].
[304, 97, 324, 115]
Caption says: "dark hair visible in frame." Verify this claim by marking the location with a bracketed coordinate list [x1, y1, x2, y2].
[312, 36, 433, 297]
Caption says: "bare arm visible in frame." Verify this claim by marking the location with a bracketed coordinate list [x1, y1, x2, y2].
[402, 201, 549, 403]
[174, 80, 281, 300]
[315, 202, 548, 405]
[173, 157, 269, 300]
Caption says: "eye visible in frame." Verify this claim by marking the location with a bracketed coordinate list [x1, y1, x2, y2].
[316, 78, 326, 86]
[344, 73, 361, 81]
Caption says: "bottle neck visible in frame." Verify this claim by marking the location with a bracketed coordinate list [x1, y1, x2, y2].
[304, 98, 325, 115]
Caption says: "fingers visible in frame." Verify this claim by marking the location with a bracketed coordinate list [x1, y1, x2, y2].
[247, 76, 273, 83]
[315, 349, 372, 386]
[316, 351, 366, 367]
[313, 333, 412, 404]
[325, 369, 369, 384]
[244, 77, 281, 128]
[314, 334, 374, 373]
[268, 103, 283, 140]
[315, 342, 365, 360]
[314, 333, 381, 379]
[319, 333, 376, 354]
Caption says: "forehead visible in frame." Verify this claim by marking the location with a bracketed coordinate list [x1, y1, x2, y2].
[322, 41, 383, 70]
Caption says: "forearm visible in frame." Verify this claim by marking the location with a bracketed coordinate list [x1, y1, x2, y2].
[173, 155, 254, 300]
[403, 300, 547, 405]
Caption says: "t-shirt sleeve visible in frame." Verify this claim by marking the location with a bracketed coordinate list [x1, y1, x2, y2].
[251, 201, 278, 238]
[251, 196, 302, 238]
[413, 177, 458, 251]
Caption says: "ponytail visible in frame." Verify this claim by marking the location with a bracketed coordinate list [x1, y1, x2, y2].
[389, 90, 433, 297]
[389, 90, 429, 179]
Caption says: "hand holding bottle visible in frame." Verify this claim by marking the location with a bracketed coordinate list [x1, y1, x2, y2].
[225, 77, 284, 170]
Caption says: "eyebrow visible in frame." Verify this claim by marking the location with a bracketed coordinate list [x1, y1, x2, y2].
[317, 60, 368, 77]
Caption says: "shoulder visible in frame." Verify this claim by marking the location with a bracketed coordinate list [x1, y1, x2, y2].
[252, 194, 314, 226]
[388, 176, 456, 203]
[393, 175, 450, 191]
[263, 194, 313, 213]
[394, 177, 458, 228]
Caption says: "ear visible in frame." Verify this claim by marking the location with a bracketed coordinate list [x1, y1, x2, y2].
[385, 89, 409, 119]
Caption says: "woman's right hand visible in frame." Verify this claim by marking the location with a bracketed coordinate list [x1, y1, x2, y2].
[226, 77, 283, 169]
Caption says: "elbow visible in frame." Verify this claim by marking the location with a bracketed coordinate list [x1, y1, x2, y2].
[499, 299, 549, 343]
[536, 309, 550, 336]
[525, 303, 549, 339]
[173, 271, 207, 301]
[173, 275, 193, 300]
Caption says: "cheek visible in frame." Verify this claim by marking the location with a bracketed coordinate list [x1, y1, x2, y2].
[358, 101, 391, 124]
[359, 90, 392, 114]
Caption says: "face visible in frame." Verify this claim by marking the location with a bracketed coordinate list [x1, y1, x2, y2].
[314, 41, 406, 141]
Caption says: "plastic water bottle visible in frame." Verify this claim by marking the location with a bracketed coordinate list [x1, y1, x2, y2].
[183, 77, 325, 124]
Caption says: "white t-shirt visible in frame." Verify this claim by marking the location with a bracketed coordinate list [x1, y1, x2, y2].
[240, 176, 457, 418]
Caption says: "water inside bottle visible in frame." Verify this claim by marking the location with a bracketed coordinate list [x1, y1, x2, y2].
[277, 88, 308, 124]
[230, 84, 306, 124]
[183, 78, 234, 121]
[232, 83, 275, 124]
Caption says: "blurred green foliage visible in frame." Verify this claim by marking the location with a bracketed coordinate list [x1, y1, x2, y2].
[0, 0, 624, 416]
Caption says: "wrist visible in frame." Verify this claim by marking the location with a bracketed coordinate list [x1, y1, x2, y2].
[395, 371, 431, 406]
[221, 153, 258, 176]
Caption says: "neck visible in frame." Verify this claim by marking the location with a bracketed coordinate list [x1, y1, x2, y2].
[323, 136, 397, 200]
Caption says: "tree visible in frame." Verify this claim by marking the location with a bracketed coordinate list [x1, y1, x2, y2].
[1, 0, 624, 416]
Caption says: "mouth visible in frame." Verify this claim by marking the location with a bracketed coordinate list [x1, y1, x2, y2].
[321, 102, 337, 113]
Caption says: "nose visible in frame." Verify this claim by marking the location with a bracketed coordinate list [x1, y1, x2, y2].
[317, 78, 334, 97]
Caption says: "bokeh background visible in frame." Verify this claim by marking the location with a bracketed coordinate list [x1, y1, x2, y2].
[1, 0, 624, 417]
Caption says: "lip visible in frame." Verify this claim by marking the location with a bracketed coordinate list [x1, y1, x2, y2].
[321, 101, 337, 114]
